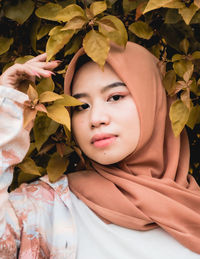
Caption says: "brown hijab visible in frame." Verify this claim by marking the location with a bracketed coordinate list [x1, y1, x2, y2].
[64, 42, 200, 254]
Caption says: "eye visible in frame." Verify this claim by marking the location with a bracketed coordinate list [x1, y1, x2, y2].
[108, 94, 124, 102]
[74, 103, 90, 111]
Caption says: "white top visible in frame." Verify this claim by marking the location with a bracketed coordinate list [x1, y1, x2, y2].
[70, 191, 200, 259]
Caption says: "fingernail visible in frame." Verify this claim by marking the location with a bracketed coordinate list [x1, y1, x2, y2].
[53, 60, 62, 63]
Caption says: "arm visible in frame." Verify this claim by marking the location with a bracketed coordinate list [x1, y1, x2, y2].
[0, 54, 60, 257]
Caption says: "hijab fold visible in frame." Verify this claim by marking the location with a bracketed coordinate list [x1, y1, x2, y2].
[64, 42, 200, 254]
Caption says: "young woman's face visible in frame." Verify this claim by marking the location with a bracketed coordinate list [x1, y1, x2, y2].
[71, 61, 140, 165]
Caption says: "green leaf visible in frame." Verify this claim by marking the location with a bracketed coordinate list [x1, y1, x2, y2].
[54, 94, 83, 106]
[4, 0, 35, 24]
[55, 4, 85, 22]
[37, 24, 55, 40]
[83, 30, 110, 68]
[33, 115, 59, 150]
[61, 16, 87, 31]
[35, 3, 62, 21]
[90, 1, 107, 16]
[18, 158, 41, 176]
[47, 153, 69, 182]
[186, 105, 200, 129]
[0, 37, 13, 55]
[46, 28, 74, 61]
[162, 70, 176, 95]
[36, 77, 55, 95]
[129, 21, 153, 40]
[169, 99, 190, 136]
[98, 15, 128, 46]
[40, 91, 63, 103]
[47, 104, 71, 130]
[173, 60, 193, 78]
[178, 3, 198, 25]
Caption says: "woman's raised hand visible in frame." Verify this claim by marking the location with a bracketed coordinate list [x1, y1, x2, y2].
[0, 53, 60, 91]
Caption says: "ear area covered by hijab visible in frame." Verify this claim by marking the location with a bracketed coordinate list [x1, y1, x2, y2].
[64, 42, 200, 254]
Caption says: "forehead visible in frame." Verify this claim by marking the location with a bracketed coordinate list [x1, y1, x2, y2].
[71, 61, 123, 94]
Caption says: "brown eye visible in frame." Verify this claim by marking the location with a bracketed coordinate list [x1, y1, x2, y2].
[109, 95, 124, 102]
[74, 103, 90, 111]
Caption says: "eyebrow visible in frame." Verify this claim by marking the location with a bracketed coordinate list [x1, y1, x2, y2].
[72, 82, 126, 99]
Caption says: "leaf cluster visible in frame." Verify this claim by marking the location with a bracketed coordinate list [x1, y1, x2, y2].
[1, 0, 200, 186]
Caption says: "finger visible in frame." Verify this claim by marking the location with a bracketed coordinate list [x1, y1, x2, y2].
[26, 53, 47, 64]
[26, 64, 55, 78]
[28, 60, 61, 70]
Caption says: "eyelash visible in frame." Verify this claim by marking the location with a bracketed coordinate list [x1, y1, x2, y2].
[74, 94, 125, 112]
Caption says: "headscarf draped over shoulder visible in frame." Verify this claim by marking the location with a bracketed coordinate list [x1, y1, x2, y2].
[64, 42, 200, 254]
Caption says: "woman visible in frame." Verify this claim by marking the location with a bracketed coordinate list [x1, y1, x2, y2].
[0, 42, 200, 258]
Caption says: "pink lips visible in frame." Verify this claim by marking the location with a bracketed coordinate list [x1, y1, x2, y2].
[91, 133, 117, 148]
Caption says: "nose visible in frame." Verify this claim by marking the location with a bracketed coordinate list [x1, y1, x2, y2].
[90, 103, 110, 128]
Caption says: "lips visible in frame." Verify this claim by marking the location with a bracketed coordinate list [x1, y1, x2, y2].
[91, 133, 117, 148]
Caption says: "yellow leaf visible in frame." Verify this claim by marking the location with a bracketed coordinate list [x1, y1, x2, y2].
[47, 104, 71, 130]
[61, 16, 87, 31]
[47, 153, 69, 182]
[179, 38, 189, 54]
[83, 30, 110, 68]
[129, 21, 153, 40]
[183, 64, 194, 82]
[54, 94, 83, 106]
[18, 158, 41, 176]
[37, 24, 55, 40]
[169, 99, 190, 136]
[98, 15, 128, 47]
[64, 36, 82, 56]
[23, 108, 37, 129]
[191, 51, 200, 59]
[27, 84, 38, 101]
[173, 60, 193, 78]
[55, 4, 85, 22]
[143, 0, 183, 14]
[187, 105, 200, 129]
[162, 70, 176, 95]
[15, 55, 34, 64]
[180, 89, 191, 109]
[33, 115, 59, 150]
[40, 91, 63, 103]
[172, 54, 184, 62]
[46, 28, 74, 61]
[0, 37, 13, 55]
[194, 0, 200, 8]
[36, 77, 55, 95]
[90, 1, 107, 16]
[4, 0, 35, 24]
[123, 0, 142, 14]
[178, 3, 198, 25]
[35, 3, 62, 21]
[97, 19, 117, 32]
[49, 25, 63, 36]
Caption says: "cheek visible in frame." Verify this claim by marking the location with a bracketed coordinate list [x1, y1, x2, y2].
[71, 115, 87, 142]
